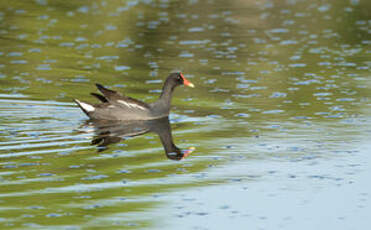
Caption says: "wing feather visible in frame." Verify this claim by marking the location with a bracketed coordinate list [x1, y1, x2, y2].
[95, 83, 150, 111]
[90, 93, 108, 103]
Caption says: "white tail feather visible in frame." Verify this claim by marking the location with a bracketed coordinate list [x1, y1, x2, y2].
[75, 99, 95, 112]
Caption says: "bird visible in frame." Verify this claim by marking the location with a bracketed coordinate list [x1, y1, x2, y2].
[74, 72, 194, 121]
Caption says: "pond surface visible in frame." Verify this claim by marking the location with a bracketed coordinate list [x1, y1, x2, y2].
[0, 0, 370, 229]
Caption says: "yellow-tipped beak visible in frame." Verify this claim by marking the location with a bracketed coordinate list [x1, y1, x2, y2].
[187, 82, 195, 88]
[180, 73, 195, 88]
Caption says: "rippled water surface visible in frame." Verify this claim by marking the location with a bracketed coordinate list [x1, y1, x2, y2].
[0, 0, 370, 229]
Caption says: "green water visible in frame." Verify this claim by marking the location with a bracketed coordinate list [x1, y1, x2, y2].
[0, 0, 370, 229]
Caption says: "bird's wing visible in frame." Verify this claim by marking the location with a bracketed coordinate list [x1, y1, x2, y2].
[90, 93, 108, 103]
[95, 83, 123, 101]
[95, 83, 150, 111]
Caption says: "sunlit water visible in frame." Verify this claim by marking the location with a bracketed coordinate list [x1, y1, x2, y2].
[0, 0, 370, 229]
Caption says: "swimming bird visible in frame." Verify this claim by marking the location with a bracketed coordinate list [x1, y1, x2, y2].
[74, 72, 194, 120]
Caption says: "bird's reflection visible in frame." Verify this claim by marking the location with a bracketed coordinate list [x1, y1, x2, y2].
[88, 117, 194, 160]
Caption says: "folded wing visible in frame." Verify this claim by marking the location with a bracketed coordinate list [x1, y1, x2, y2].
[95, 83, 150, 111]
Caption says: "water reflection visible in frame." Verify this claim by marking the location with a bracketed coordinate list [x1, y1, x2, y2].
[89, 117, 194, 160]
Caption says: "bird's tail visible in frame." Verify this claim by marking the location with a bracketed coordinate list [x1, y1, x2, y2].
[74, 99, 95, 115]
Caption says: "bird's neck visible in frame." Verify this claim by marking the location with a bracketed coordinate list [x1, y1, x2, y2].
[158, 81, 176, 108]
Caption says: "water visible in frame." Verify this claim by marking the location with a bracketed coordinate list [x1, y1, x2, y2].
[0, 0, 370, 229]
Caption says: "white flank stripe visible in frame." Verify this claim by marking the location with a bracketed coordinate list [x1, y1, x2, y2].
[117, 100, 146, 110]
[117, 100, 130, 107]
[131, 104, 146, 110]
